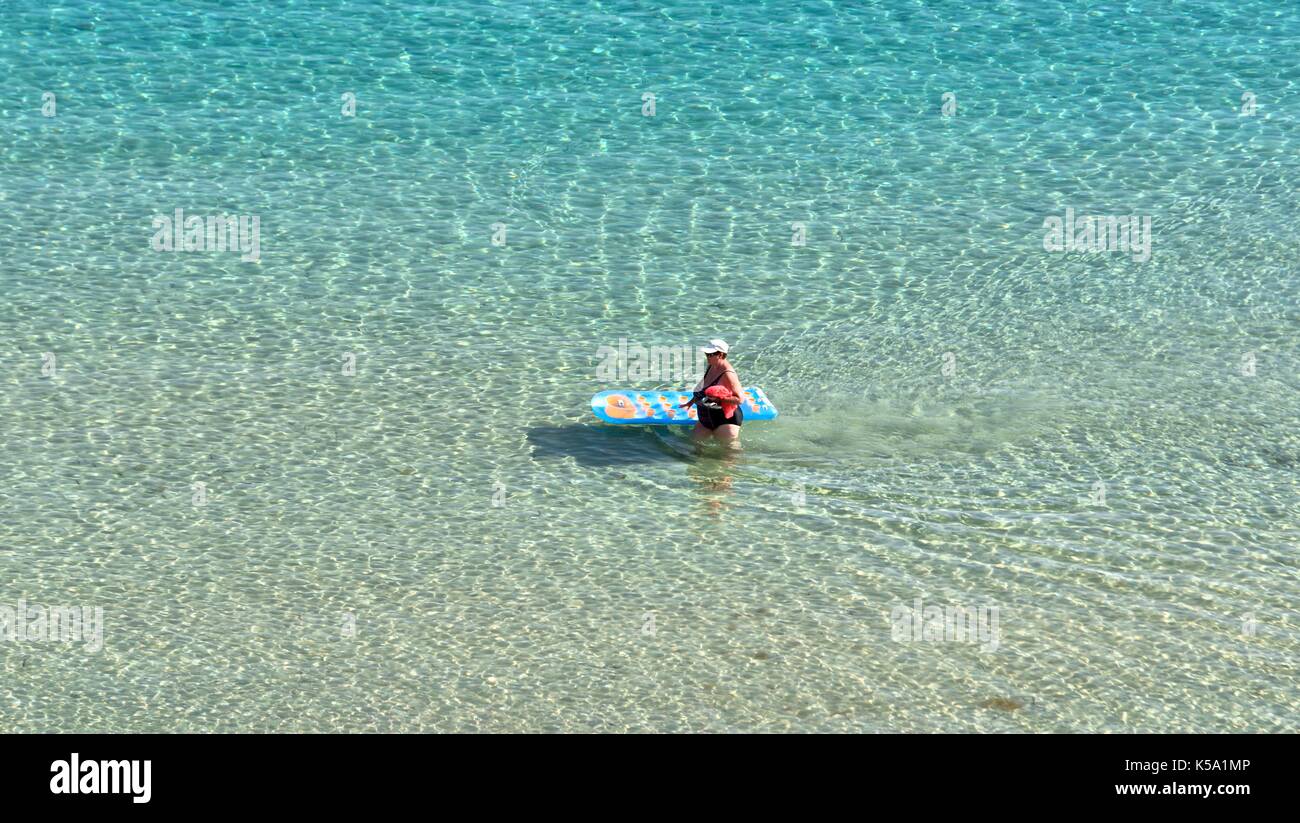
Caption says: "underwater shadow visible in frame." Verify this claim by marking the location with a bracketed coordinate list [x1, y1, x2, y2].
[526, 424, 685, 468]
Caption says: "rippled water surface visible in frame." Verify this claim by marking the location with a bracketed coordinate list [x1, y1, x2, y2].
[0, 0, 1297, 731]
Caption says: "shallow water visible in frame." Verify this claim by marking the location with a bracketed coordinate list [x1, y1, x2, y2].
[0, 0, 1296, 731]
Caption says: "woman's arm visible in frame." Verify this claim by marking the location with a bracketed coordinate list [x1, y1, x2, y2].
[723, 370, 745, 402]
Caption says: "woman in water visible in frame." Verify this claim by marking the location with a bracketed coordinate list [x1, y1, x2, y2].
[682, 339, 745, 447]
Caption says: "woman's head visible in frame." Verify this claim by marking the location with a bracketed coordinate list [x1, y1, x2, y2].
[702, 338, 729, 361]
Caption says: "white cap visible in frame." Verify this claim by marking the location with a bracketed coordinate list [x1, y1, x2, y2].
[701, 338, 730, 354]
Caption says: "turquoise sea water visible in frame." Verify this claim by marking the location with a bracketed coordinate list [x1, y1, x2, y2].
[1, 0, 1296, 731]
